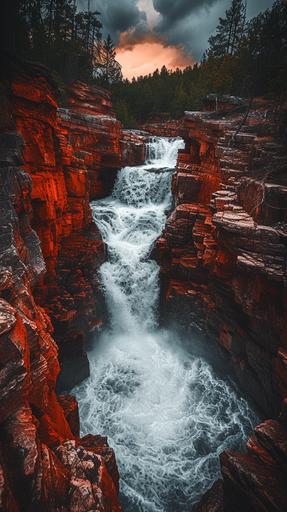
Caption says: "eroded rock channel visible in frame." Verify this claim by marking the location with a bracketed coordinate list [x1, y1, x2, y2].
[73, 137, 257, 511]
[0, 65, 286, 511]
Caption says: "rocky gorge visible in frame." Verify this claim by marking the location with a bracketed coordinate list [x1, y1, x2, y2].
[154, 98, 287, 511]
[0, 59, 287, 512]
[0, 60, 148, 511]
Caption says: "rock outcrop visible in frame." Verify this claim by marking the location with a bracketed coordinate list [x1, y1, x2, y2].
[11, 68, 116, 387]
[0, 54, 154, 509]
[9, 66, 129, 388]
[155, 101, 287, 511]
[141, 119, 183, 138]
[0, 64, 122, 511]
[58, 81, 122, 201]
[120, 129, 148, 166]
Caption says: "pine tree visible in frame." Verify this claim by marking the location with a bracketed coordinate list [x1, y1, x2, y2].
[208, 0, 246, 58]
[245, 0, 287, 96]
[96, 34, 122, 85]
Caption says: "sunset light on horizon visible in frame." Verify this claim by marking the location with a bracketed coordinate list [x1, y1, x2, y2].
[75, 0, 275, 81]
[116, 40, 194, 80]
[76, 0, 275, 80]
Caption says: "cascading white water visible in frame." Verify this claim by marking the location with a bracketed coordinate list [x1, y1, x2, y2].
[74, 137, 257, 511]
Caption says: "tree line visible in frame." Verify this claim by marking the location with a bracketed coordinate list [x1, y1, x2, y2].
[112, 0, 287, 127]
[2, 0, 286, 122]
[4, 0, 122, 85]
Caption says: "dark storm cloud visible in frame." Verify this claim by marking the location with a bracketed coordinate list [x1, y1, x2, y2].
[152, 0, 274, 59]
[151, 0, 223, 59]
[153, 0, 217, 29]
[95, 0, 146, 36]
[77, 0, 275, 60]
[77, 0, 148, 42]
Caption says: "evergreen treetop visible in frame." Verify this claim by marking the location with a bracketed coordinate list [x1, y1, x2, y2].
[208, 0, 247, 58]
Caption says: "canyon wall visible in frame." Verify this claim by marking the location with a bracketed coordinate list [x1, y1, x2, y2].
[155, 101, 287, 511]
[0, 62, 127, 511]
[8, 66, 146, 390]
[10, 67, 124, 389]
[2, 58, 287, 511]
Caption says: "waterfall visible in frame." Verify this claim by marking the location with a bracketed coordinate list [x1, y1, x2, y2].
[74, 137, 256, 511]
[92, 137, 183, 333]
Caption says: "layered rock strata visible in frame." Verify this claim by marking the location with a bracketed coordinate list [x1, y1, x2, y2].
[0, 77, 121, 510]
[141, 119, 183, 138]
[11, 68, 111, 387]
[155, 104, 287, 511]
[58, 81, 122, 201]
[9, 68, 128, 388]
[120, 129, 148, 166]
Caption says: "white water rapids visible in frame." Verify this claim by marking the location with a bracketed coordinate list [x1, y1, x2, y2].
[74, 137, 257, 511]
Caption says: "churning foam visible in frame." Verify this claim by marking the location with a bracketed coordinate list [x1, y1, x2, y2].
[74, 137, 257, 511]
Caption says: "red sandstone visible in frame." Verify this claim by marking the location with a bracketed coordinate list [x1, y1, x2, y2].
[1, 59, 287, 511]
[153, 101, 287, 511]
[0, 63, 126, 511]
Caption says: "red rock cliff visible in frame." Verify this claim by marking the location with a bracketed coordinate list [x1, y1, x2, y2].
[155, 101, 287, 511]
[0, 66, 121, 510]
[9, 66, 129, 389]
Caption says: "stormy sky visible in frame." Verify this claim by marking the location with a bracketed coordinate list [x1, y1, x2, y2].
[77, 0, 274, 79]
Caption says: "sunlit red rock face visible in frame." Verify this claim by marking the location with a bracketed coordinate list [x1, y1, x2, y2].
[0, 74, 121, 510]
[59, 81, 122, 201]
[154, 102, 287, 511]
[9, 67, 131, 388]
[120, 129, 148, 166]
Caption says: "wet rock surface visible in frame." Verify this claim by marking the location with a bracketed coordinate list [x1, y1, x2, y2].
[120, 129, 148, 166]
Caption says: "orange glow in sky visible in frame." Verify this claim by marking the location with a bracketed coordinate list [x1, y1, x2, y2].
[117, 41, 194, 80]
